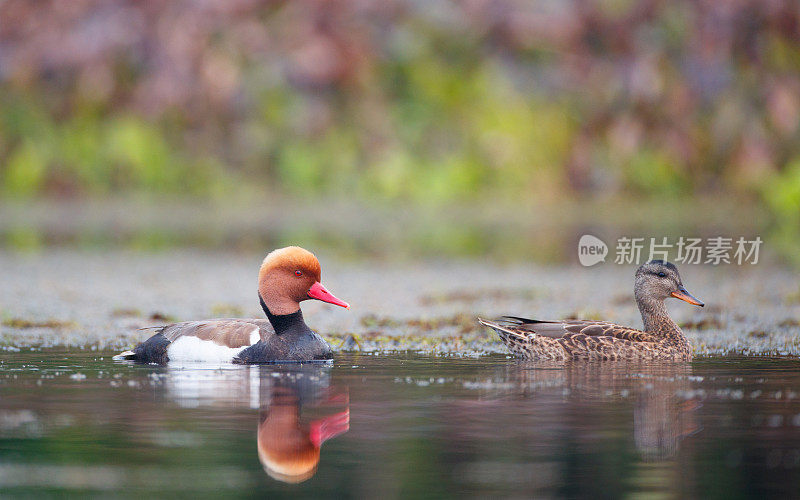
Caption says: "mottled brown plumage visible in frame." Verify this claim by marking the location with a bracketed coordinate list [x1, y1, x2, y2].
[479, 260, 704, 361]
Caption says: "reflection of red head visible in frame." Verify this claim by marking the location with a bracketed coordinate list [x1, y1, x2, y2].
[257, 403, 321, 484]
[257, 387, 349, 484]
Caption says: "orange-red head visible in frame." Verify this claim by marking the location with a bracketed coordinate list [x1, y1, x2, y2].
[258, 246, 349, 315]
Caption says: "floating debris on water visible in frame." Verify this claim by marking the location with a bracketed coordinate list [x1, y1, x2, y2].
[418, 288, 541, 306]
[148, 312, 176, 322]
[110, 308, 142, 318]
[210, 304, 244, 317]
[2, 318, 76, 329]
[681, 317, 725, 330]
[1, 250, 799, 357]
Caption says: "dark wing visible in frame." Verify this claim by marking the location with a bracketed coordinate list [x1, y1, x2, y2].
[157, 318, 274, 348]
[498, 316, 658, 343]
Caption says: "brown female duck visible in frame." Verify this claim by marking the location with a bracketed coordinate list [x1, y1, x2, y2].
[479, 260, 704, 361]
[114, 246, 349, 364]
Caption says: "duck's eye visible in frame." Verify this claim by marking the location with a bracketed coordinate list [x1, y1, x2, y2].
[657, 271, 666, 277]
[295, 270, 303, 277]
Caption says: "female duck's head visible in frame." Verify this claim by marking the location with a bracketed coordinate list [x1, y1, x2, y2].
[634, 260, 704, 307]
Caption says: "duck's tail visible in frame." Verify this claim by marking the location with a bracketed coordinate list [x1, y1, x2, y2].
[479, 317, 571, 360]
[478, 317, 527, 336]
[112, 350, 136, 361]
[477, 318, 530, 343]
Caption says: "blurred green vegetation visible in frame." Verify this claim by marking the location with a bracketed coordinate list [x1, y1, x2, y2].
[0, 0, 798, 253]
[0, 95, 229, 197]
[0, 63, 577, 203]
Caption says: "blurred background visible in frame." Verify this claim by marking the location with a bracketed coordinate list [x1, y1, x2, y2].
[1, 0, 799, 263]
[2, 7, 800, 493]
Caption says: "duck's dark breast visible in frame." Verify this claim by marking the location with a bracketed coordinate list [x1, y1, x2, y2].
[235, 331, 333, 364]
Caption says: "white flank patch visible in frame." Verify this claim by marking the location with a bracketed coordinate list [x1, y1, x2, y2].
[167, 328, 259, 363]
[167, 336, 246, 363]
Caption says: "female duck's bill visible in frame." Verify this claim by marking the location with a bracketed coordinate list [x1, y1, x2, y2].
[670, 286, 704, 306]
[479, 259, 705, 361]
[113, 246, 349, 364]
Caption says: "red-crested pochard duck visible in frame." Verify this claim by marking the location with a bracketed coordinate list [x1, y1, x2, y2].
[479, 260, 704, 361]
[114, 246, 349, 364]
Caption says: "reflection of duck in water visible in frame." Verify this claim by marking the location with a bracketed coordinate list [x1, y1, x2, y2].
[494, 361, 701, 460]
[257, 369, 349, 483]
[633, 370, 701, 461]
[162, 362, 349, 482]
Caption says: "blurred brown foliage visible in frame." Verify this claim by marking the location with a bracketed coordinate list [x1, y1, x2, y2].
[0, 0, 799, 202]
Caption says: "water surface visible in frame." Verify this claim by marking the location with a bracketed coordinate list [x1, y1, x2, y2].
[1, 351, 799, 498]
